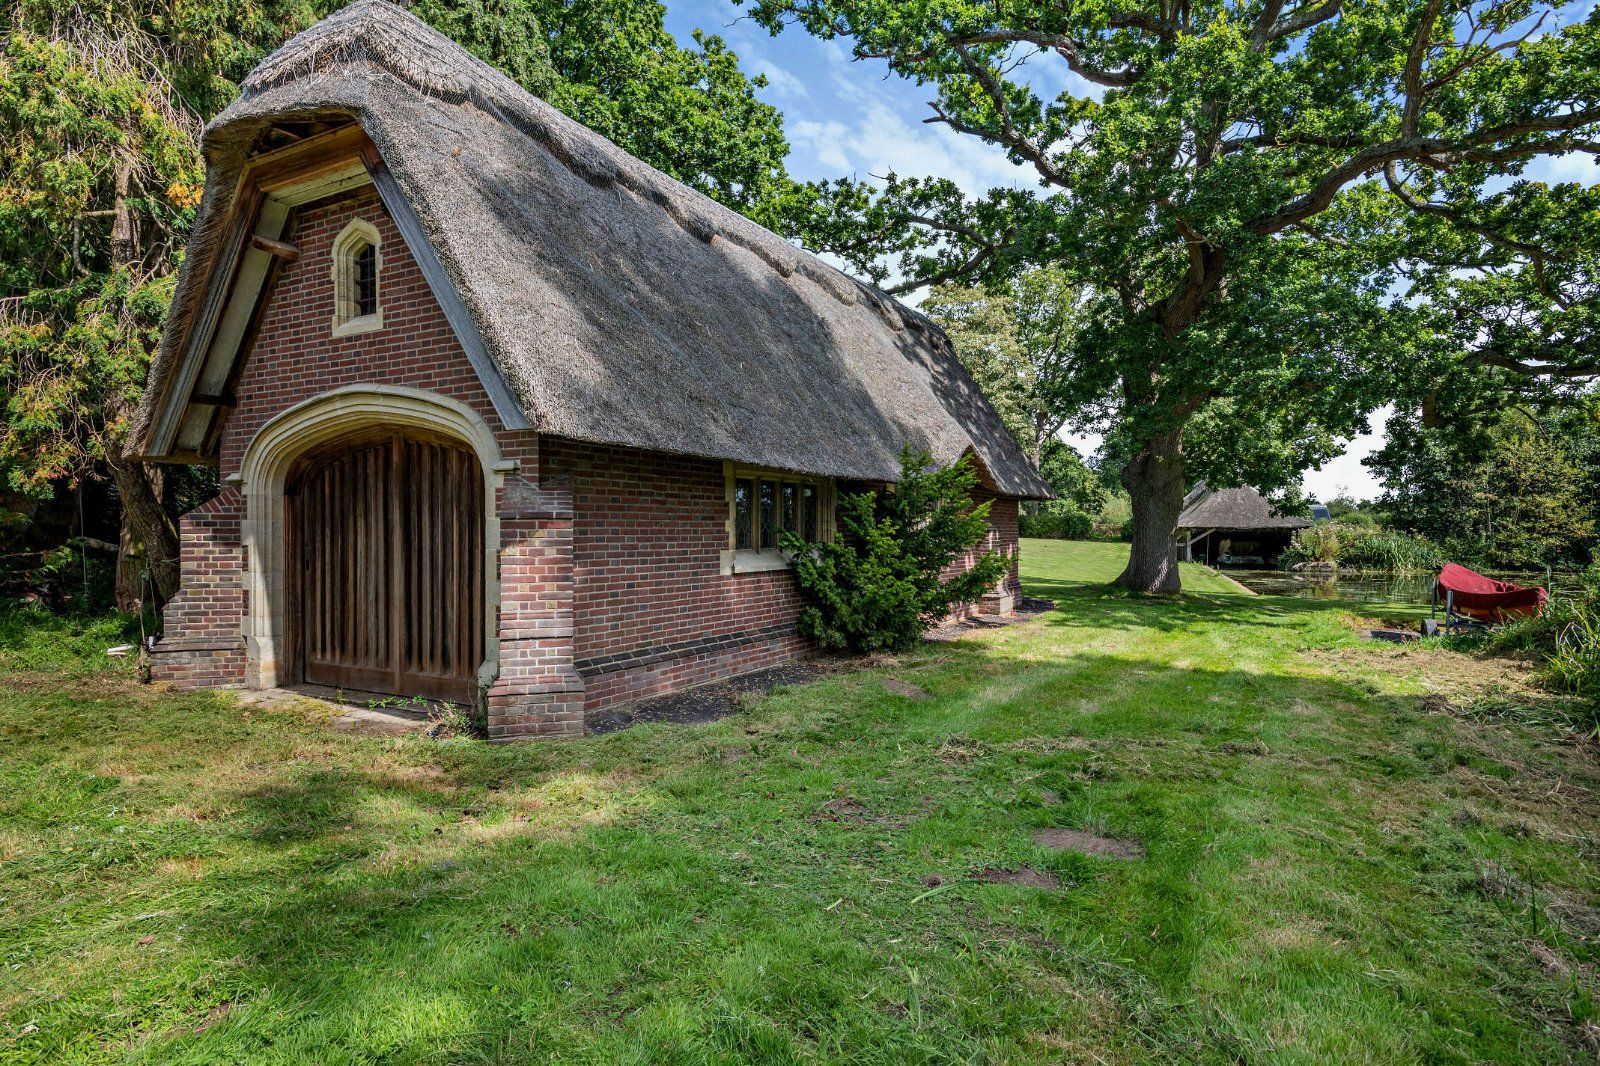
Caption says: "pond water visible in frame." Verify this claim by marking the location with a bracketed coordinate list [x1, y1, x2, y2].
[1226, 568, 1581, 610]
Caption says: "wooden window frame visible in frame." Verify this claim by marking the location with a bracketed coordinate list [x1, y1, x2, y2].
[330, 218, 383, 337]
[721, 461, 835, 575]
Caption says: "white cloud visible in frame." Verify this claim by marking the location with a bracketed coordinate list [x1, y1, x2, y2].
[788, 119, 856, 173]
[751, 58, 809, 99]
[1302, 406, 1390, 502]
[787, 95, 1031, 196]
[1534, 149, 1600, 185]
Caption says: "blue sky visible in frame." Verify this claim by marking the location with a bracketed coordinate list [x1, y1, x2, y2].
[659, 1, 1595, 501]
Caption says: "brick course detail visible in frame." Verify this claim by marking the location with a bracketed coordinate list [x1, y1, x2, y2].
[149, 186, 1023, 738]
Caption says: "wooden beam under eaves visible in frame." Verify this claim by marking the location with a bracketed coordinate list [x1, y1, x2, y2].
[249, 234, 301, 261]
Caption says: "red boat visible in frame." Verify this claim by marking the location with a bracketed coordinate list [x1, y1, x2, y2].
[1434, 563, 1548, 629]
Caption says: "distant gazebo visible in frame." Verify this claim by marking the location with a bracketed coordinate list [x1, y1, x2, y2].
[1175, 483, 1312, 567]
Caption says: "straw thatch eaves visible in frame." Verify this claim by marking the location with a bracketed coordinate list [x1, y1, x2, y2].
[1176, 484, 1312, 531]
[130, 0, 1050, 498]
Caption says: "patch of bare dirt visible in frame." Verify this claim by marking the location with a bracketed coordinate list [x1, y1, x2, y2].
[880, 678, 929, 699]
[811, 796, 871, 824]
[935, 735, 992, 764]
[926, 596, 1055, 642]
[586, 664, 825, 735]
[1034, 828, 1145, 860]
[192, 1001, 234, 1036]
[977, 865, 1060, 888]
[1528, 940, 1572, 978]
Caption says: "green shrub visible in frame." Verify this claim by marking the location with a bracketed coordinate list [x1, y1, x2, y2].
[1019, 509, 1092, 540]
[1281, 523, 1342, 565]
[1094, 492, 1132, 540]
[1339, 529, 1443, 572]
[784, 450, 1008, 654]
[1281, 523, 1443, 573]
[1547, 604, 1600, 707]
[1479, 566, 1600, 727]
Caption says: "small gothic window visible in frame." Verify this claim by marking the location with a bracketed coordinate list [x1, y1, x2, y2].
[354, 243, 377, 317]
[330, 219, 382, 335]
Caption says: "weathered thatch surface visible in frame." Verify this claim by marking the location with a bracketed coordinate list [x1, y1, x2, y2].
[1177, 483, 1312, 531]
[132, 0, 1049, 497]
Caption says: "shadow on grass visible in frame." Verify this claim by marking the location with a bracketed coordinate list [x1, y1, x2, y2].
[1024, 575, 1345, 637]
[5, 592, 1596, 1062]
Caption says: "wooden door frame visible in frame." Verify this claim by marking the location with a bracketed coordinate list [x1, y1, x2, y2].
[234, 384, 508, 691]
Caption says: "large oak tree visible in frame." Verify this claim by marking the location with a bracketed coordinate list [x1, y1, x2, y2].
[750, 0, 1600, 592]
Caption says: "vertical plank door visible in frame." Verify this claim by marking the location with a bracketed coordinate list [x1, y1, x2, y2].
[298, 433, 483, 702]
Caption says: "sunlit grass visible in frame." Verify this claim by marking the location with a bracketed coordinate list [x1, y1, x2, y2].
[0, 543, 1596, 1062]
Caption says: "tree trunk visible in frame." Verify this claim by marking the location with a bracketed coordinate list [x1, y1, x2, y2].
[110, 159, 137, 264]
[109, 459, 179, 605]
[1115, 429, 1187, 594]
[114, 521, 143, 614]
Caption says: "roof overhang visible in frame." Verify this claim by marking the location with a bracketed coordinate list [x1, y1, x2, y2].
[133, 119, 527, 463]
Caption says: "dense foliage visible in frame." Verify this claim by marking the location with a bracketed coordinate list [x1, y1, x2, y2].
[923, 267, 1086, 466]
[0, 0, 795, 609]
[749, 0, 1600, 593]
[1281, 522, 1446, 573]
[783, 451, 1007, 653]
[1370, 404, 1600, 570]
[1480, 565, 1600, 718]
[1017, 509, 1091, 540]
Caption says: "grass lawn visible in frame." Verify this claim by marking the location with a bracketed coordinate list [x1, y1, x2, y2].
[2, 540, 1598, 1062]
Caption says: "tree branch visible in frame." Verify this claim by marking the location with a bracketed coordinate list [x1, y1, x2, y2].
[1248, 116, 1600, 235]
[930, 48, 1067, 186]
[876, 28, 1140, 88]
[1267, 0, 1344, 40]
[1401, 0, 1447, 137]
[1382, 162, 1563, 306]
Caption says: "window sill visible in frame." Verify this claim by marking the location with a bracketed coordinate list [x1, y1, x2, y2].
[721, 549, 791, 575]
[331, 311, 384, 338]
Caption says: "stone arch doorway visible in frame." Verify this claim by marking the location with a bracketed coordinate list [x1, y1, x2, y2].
[236, 385, 504, 695]
[287, 430, 485, 702]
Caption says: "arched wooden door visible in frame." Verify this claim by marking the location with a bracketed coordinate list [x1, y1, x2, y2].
[289, 432, 485, 703]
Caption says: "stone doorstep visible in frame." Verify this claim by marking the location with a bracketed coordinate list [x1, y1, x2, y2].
[233, 684, 434, 734]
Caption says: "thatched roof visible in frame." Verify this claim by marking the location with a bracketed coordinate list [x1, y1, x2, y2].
[131, 0, 1050, 498]
[1177, 483, 1312, 531]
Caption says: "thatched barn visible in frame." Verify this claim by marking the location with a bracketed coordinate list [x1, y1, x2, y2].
[128, 0, 1048, 738]
[1174, 483, 1312, 567]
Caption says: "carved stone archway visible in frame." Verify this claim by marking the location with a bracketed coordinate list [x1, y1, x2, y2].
[234, 385, 505, 690]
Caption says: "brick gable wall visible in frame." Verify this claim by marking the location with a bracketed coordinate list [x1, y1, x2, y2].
[222, 187, 506, 472]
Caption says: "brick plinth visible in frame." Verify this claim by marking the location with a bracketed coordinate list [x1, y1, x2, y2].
[149, 487, 247, 688]
[486, 476, 585, 739]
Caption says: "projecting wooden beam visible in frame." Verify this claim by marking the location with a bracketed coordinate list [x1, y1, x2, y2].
[249, 233, 301, 261]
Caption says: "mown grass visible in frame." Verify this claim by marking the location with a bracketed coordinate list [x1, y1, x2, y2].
[1, 540, 1597, 1062]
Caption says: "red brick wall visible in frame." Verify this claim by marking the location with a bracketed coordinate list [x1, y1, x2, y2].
[924, 487, 1020, 618]
[153, 186, 535, 696]
[541, 439, 808, 709]
[149, 486, 247, 687]
[981, 493, 1023, 608]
